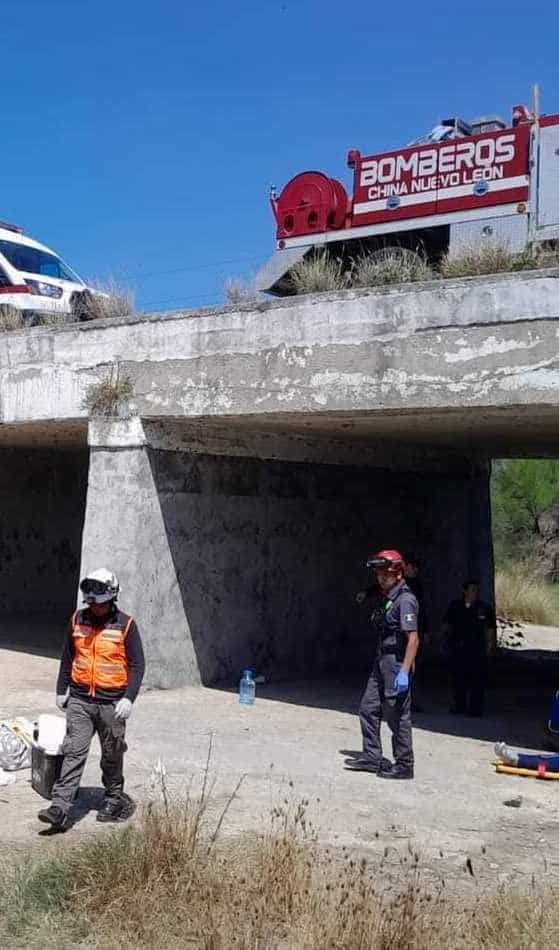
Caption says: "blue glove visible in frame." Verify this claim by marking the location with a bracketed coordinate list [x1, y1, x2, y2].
[394, 670, 409, 693]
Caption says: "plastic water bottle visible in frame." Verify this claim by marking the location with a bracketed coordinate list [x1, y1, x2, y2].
[239, 669, 256, 706]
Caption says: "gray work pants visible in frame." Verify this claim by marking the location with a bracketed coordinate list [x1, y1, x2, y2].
[358, 654, 414, 771]
[51, 696, 127, 815]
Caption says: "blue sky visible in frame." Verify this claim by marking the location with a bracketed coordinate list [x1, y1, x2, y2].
[3, 0, 558, 311]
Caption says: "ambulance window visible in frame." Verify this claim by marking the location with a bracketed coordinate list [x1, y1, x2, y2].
[0, 240, 82, 282]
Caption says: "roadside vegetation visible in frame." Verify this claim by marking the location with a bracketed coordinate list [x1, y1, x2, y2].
[0, 303, 25, 331]
[277, 240, 558, 297]
[492, 460, 559, 625]
[438, 242, 539, 278]
[290, 252, 348, 293]
[351, 246, 432, 287]
[224, 278, 260, 305]
[495, 563, 559, 625]
[1, 780, 558, 950]
[0, 280, 135, 333]
[71, 279, 135, 321]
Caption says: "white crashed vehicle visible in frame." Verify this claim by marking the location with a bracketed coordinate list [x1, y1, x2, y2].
[0, 219, 88, 317]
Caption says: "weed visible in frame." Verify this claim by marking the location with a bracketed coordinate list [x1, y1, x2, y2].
[0, 304, 25, 331]
[224, 279, 260, 306]
[83, 365, 134, 418]
[71, 279, 134, 322]
[290, 250, 347, 293]
[38, 310, 70, 327]
[439, 241, 539, 279]
[352, 247, 432, 287]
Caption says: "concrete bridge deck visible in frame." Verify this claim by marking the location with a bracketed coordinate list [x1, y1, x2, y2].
[1, 268, 558, 686]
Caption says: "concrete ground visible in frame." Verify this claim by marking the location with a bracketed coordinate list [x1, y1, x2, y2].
[1, 624, 559, 894]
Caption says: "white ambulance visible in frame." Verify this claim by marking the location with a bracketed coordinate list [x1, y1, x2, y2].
[0, 220, 88, 316]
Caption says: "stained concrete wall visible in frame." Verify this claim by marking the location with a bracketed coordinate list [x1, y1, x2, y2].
[1, 270, 559, 452]
[80, 420, 492, 687]
[151, 451, 492, 684]
[0, 448, 88, 614]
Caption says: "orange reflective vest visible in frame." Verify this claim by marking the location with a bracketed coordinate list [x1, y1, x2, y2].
[70, 610, 133, 697]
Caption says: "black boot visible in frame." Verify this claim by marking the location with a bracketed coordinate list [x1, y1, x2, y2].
[378, 763, 414, 780]
[344, 755, 392, 774]
[38, 805, 70, 830]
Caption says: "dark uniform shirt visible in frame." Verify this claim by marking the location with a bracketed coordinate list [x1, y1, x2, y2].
[370, 581, 419, 660]
[366, 577, 427, 635]
[404, 576, 429, 637]
[56, 605, 145, 703]
[443, 598, 495, 666]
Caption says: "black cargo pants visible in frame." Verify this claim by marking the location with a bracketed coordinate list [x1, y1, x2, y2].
[51, 696, 127, 815]
[358, 653, 413, 771]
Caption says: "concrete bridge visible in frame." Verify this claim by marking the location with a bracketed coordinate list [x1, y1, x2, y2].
[1, 268, 558, 687]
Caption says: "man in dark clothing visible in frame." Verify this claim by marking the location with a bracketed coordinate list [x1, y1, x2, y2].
[38, 568, 145, 831]
[443, 579, 495, 717]
[347, 549, 419, 780]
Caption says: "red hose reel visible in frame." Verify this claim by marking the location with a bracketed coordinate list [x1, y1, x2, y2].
[271, 171, 349, 241]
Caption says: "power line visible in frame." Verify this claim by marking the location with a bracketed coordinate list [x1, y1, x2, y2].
[123, 254, 263, 282]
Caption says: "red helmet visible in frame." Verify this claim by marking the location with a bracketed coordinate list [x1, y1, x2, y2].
[366, 549, 404, 573]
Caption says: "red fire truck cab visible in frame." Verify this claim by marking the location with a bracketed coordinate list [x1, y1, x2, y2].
[255, 103, 559, 295]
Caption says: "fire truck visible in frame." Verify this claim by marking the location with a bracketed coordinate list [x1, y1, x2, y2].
[255, 98, 559, 295]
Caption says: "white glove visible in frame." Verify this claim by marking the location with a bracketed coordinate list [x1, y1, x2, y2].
[114, 698, 133, 720]
[56, 691, 69, 710]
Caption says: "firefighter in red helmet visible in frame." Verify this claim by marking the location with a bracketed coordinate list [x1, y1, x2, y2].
[346, 549, 419, 779]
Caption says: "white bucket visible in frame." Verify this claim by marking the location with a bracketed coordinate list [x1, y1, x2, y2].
[37, 714, 66, 755]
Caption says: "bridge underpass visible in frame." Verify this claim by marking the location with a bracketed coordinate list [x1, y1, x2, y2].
[0, 422, 88, 656]
[0, 268, 558, 688]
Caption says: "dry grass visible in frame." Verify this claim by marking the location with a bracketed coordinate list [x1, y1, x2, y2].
[288, 241, 549, 297]
[1, 765, 559, 950]
[290, 250, 347, 293]
[71, 279, 135, 322]
[224, 279, 260, 306]
[83, 366, 134, 417]
[439, 242, 538, 279]
[0, 303, 25, 331]
[495, 562, 559, 625]
[352, 248, 432, 287]
[38, 310, 71, 327]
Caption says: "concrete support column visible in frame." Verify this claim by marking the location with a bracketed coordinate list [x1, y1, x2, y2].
[80, 418, 200, 688]
[468, 460, 495, 603]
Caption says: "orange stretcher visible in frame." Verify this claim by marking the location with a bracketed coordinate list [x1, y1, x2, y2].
[496, 762, 559, 780]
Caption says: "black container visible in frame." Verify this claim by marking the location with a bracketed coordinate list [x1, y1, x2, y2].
[31, 744, 63, 800]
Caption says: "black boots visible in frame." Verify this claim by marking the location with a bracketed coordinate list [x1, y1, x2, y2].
[38, 805, 70, 831]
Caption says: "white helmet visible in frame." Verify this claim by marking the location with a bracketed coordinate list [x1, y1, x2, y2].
[80, 568, 120, 605]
